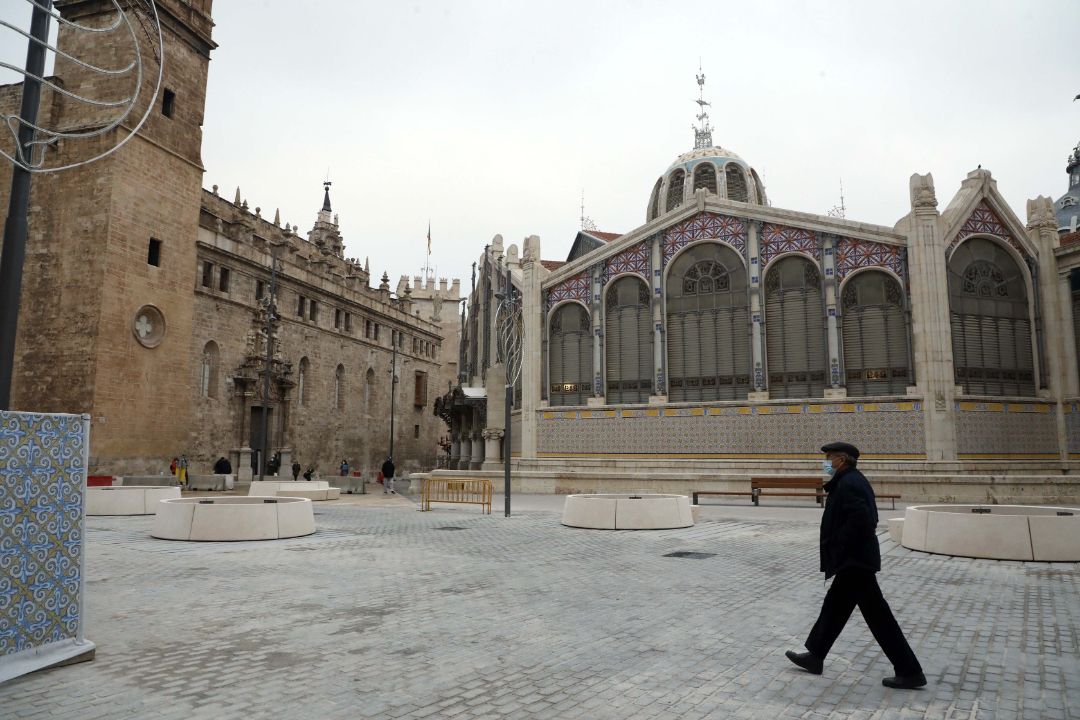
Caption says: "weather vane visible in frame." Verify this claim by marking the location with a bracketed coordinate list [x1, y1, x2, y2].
[692, 61, 713, 150]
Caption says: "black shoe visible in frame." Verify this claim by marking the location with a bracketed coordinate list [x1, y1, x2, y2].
[882, 672, 926, 689]
[785, 650, 823, 675]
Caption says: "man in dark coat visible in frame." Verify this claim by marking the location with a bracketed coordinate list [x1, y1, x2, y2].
[381, 456, 396, 494]
[212, 456, 232, 475]
[786, 442, 926, 689]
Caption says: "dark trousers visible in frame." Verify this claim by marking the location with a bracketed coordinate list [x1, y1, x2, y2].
[805, 569, 922, 675]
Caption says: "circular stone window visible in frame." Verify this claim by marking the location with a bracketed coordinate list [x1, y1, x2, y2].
[132, 305, 166, 348]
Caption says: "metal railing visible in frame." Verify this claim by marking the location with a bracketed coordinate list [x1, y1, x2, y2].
[421, 477, 493, 514]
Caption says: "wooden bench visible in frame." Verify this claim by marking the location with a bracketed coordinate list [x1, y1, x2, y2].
[751, 477, 825, 506]
[694, 478, 901, 509]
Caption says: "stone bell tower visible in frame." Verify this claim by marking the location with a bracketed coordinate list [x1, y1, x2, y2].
[10, 1, 217, 473]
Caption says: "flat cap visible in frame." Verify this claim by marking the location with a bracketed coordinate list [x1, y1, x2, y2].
[820, 441, 860, 458]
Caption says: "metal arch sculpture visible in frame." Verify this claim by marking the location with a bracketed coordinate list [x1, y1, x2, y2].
[493, 268, 522, 518]
[495, 289, 523, 387]
[0, 0, 164, 173]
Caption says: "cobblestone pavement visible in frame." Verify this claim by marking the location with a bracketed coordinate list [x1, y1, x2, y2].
[2, 498, 1078, 719]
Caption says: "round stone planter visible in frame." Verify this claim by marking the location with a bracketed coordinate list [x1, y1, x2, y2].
[901, 504, 1080, 562]
[248, 480, 340, 501]
[151, 496, 315, 541]
[561, 494, 694, 530]
[87, 486, 180, 516]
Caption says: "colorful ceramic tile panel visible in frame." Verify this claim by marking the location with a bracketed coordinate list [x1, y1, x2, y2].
[0, 411, 87, 657]
[601, 241, 651, 286]
[544, 270, 591, 310]
[835, 237, 908, 284]
[662, 212, 746, 266]
[947, 200, 1029, 259]
[760, 223, 821, 267]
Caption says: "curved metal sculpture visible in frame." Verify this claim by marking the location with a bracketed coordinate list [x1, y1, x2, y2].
[0, 0, 163, 173]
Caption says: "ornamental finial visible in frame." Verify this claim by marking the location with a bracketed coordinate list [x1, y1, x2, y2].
[692, 61, 713, 150]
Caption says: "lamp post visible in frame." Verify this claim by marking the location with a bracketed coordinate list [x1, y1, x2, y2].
[494, 261, 522, 518]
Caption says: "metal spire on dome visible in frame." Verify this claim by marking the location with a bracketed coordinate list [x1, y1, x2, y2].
[692, 62, 713, 150]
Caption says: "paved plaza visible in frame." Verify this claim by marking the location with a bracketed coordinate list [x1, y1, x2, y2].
[2, 494, 1078, 719]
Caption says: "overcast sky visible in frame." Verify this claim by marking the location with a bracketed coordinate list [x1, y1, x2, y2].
[2, 1, 1078, 293]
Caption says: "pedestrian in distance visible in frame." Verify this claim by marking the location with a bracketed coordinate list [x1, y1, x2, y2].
[303, 465, 314, 481]
[381, 456, 396, 494]
[340, 459, 349, 477]
[786, 442, 926, 689]
[212, 456, 231, 475]
[169, 456, 178, 477]
[177, 454, 189, 488]
[291, 459, 301, 481]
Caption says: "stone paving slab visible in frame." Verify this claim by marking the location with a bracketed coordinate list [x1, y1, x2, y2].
[1, 500, 1077, 719]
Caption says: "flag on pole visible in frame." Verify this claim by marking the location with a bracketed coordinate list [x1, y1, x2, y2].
[426, 221, 431, 255]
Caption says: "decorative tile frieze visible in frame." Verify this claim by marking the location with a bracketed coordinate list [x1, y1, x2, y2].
[760, 223, 820, 268]
[601, 241, 650, 287]
[662, 212, 746, 267]
[955, 403, 1058, 457]
[536, 401, 925, 457]
[947, 200, 1029, 259]
[835, 237, 908, 284]
[544, 270, 591, 310]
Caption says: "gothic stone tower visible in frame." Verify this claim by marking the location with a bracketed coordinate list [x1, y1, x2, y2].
[7, 0, 216, 473]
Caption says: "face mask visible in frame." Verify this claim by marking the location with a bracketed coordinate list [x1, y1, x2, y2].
[823, 459, 836, 477]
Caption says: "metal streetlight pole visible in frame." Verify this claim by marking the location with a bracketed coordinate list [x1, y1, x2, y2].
[0, 1, 52, 410]
[503, 264, 513, 518]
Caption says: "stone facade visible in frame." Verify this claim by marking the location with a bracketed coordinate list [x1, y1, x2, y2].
[438, 89, 1080, 497]
[0, 1, 459, 478]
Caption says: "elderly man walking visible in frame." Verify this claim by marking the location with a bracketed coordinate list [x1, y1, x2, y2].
[786, 442, 926, 689]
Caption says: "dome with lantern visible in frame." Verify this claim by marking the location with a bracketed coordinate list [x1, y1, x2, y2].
[646, 73, 768, 222]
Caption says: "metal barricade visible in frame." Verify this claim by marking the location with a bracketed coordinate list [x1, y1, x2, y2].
[421, 477, 493, 514]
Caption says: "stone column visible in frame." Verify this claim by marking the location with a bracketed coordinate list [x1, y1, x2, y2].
[520, 235, 541, 460]
[905, 173, 957, 461]
[470, 430, 484, 470]
[458, 414, 472, 470]
[481, 428, 504, 470]
[588, 265, 605, 407]
[1058, 271, 1079, 397]
[822, 234, 845, 398]
[237, 447, 253, 481]
[747, 221, 768, 400]
[1027, 197, 1070, 461]
[649, 233, 667, 403]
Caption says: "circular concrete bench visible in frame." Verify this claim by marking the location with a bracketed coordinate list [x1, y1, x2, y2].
[248, 480, 340, 501]
[561, 494, 694, 530]
[901, 504, 1080, 561]
[87, 486, 180, 516]
[151, 496, 315, 541]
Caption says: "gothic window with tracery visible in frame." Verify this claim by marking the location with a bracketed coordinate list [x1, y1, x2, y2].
[725, 164, 748, 202]
[548, 303, 593, 406]
[335, 364, 346, 410]
[764, 256, 826, 398]
[666, 243, 750, 401]
[666, 170, 685, 211]
[840, 271, 911, 396]
[948, 238, 1034, 396]
[693, 163, 718, 194]
[298, 357, 309, 407]
[200, 341, 219, 399]
[604, 277, 653, 404]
